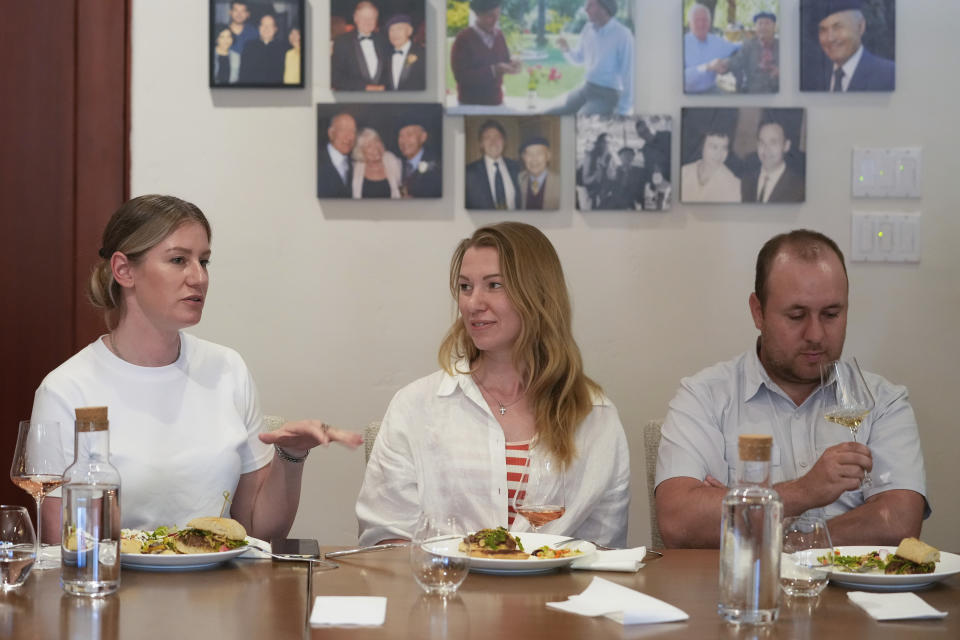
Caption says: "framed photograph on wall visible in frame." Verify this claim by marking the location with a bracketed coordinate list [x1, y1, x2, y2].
[463, 116, 562, 210]
[682, 0, 781, 94]
[680, 107, 806, 204]
[317, 103, 442, 199]
[575, 115, 672, 211]
[210, 0, 305, 87]
[800, 0, 895, 92]
[331, 1, 427, 92]
[447, 1, 635, 115]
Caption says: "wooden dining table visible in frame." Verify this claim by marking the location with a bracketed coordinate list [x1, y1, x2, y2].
[2, 546, 957, 639]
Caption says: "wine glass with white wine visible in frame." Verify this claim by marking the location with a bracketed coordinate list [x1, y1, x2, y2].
[513, 447, 565, 532]
[820, 358, 876, 488]
[10, 421, 67, 570]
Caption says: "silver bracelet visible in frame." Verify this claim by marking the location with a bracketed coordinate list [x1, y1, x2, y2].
[274, 444, 309, 464]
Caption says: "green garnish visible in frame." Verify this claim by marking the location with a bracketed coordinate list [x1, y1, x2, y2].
[481, 527, 510, 550]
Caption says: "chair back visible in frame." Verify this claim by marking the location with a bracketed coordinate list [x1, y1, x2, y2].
[363, 421, 382, 463]
[643, 419, 665, 549]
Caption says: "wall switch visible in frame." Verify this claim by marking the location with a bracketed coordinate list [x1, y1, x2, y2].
[851, 147, 922, 198]
[850, 212, 921, 263]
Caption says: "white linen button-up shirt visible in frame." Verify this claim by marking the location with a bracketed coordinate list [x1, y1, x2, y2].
[356, 365, 630, 547]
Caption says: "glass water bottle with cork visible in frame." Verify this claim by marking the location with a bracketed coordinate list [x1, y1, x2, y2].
[718, 434, 782, 625]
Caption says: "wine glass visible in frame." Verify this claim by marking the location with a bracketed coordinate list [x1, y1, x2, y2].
[0, 505, 37, 590]
[409, 513, 469, 597]
[10, 420, 67, 569]
[513, 447, 565, 532]
[820, 358, 876, 488]
[780, 515, 833, 597]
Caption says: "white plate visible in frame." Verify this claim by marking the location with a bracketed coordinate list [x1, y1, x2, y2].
[826, 546, 960, 591]
[120, 537, 261, 571]
[426, 532, 595, 575]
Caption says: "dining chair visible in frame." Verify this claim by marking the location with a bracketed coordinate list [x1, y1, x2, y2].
[363, 421, 382, 463]
[643, 419, 665, 550]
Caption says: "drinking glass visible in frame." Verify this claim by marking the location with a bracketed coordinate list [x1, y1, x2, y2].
[820, 358, 876, 488]
[780, 515, 833, 597]
[0, 505, 37, 590]
[513, 447, 565, 531]
[410, 513, 469, 597]
[10, 420, 67, 569]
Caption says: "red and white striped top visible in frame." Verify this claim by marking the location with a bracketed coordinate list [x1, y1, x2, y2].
[506, 440, 531, 526]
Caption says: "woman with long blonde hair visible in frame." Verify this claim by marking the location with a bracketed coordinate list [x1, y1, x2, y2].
[357, 222, 629, 546]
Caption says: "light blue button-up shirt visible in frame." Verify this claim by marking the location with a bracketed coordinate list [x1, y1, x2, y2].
[683, 31, 740, 93]
[564, 18, 634, 115]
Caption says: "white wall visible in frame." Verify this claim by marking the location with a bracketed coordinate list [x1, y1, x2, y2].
[131, 0, 959, 549]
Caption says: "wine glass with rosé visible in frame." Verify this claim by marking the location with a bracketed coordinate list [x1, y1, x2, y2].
[820, 358, 876, 488]
[10, 420, 67, 569]
[513, 447, 565, 532]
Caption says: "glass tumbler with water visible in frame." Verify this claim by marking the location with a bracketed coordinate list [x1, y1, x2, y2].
[61, 406, 121, 597]
[781, 515, 833, 597]
[0, 505, 37, 590]
[410, 513, 469, 597]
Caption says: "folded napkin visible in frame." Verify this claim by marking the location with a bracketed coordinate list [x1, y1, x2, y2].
[571, 546, 646, 573]
[310, 596, 387, 627]
[847, 591, 948, 621]
[547, 576, 688, 625]
[239, 538, 272, 560]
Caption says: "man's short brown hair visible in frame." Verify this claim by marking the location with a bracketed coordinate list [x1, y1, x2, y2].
[755, 229, 847, 307]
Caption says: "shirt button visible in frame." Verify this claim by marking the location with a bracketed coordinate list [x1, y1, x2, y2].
[799, 461, 808, 468]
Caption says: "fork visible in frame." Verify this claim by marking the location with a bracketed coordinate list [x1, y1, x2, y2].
[555, 538, 664, 559]
[247, 545, 340, 569]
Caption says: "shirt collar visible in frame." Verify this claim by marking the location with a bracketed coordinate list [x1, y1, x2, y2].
[395, 41, 411, 56]
[744, 340, 828, 408]
[838, 45, 865, 81]
[758, 162, 787, 189]
[407, 148, 424, 167]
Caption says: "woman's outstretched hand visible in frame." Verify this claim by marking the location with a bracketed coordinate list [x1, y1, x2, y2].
[259, 419, 364, 456]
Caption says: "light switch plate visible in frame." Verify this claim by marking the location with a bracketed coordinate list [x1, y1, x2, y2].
[850, 212, 921, 263]
[852, 147, 922, 198]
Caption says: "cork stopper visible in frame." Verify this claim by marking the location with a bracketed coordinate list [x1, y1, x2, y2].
[738, 434, 772, 462]
[75, 406, 109, 432]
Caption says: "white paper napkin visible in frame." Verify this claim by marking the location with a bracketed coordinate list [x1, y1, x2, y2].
[310, 596, 387, 627]
[571, 546, 646, 572]
[547, 576, 688, 624]
[239, 537, 272, 560]
[847, 591, 948, 621]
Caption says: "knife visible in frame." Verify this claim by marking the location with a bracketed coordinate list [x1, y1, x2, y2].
[324, 542, 410, 558]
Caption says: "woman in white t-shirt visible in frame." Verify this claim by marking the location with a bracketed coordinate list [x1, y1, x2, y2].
[32, 194, 361, 541]
[357, 222, 630, 547]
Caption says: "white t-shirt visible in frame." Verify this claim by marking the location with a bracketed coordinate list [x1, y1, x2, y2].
[356, 364, 630, 547]
[30, 333, 273, 529]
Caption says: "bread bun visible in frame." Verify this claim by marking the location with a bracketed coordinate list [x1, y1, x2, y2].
[172, 539, 215, 555]
[895, 538, 940, 565]
[186, 517, 247, 541]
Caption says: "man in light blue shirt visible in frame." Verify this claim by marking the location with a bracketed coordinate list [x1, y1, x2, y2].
[684, 3, 740, 93]
[551, 0, 633, 116]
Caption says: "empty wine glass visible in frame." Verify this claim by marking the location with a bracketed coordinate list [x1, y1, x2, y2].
[780, 515, 833, 597]
[0, 505, 37, 590]
[820, 358, 875, 488]
[410, 513, 469, 597]
[10, 420, 67, 569]
[513, 447, 565, 532]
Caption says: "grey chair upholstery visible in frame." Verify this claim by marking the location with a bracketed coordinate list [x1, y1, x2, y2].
[643, 419, 665, 549]
[264, 415, 285, 431]
[363, 421, 382, 463]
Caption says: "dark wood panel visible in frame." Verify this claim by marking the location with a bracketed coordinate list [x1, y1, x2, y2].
[0, 1, 129, 511]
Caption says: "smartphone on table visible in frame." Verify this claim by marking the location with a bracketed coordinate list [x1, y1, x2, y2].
[270, 538, 321, 560]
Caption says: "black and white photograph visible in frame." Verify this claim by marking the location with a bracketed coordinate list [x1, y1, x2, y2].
[209, 0, 304, 87]
[331, 0, 427, 92]
[575, 115, 672, 211]
[800, 0, 895, 92]
[317, 103, 443, 199]
[680, 107, 806, 204]
[683, 1, 781, 94]
[464, 116, 562, 210]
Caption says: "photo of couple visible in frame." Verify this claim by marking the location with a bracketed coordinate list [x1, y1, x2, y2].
[680, 107, 806, 204]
